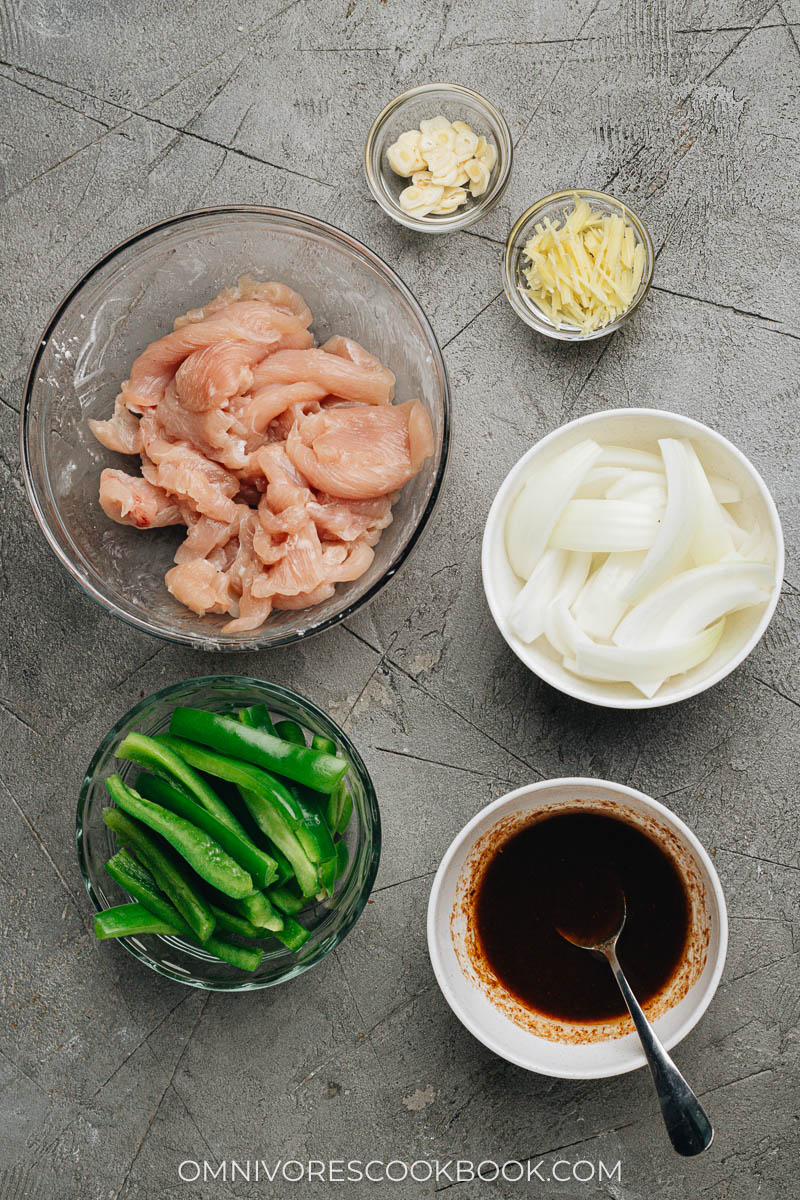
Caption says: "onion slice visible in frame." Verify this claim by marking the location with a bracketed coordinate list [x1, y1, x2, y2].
[550, 499, 663, 553]
[622, 438, 697, 603]
[614, 562, 773, 647]
[507, 548, 567, 643]
[505, 439, 602, 579]
[567, 620, 726, 688]
[684, 441, 735, 566]
[571, 550, 646, 639]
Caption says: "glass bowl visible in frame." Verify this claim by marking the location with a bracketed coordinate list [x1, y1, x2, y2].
[504, 189, 655, 341]
[21, 207, 450, 650]
[77, 675, 381, 990]
[364, 83, 512, 233]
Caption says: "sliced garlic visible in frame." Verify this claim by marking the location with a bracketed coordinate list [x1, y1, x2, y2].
[387, 140, 425, 176]
[399, 183, 444, 215]
[419, 115, 450, 135]
[453, 129, 478, 158]
[465, 158, 491, 197]
[385, 116, 497, 217]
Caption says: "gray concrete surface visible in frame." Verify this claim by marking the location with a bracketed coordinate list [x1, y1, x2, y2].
[1, 1, 798, 1197]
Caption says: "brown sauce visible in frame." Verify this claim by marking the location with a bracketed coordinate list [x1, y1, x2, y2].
[474, 810, 690, 1023]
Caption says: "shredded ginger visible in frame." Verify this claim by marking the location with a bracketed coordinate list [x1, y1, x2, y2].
[521, 194, 646, 333]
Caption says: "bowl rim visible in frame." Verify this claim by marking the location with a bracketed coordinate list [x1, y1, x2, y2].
[482, 407, 785, 709]
[20, 205, 451, 651]
[76, 673, 381, 991]
[503, 188, 655, 341]
[427, 776, 729, 1078]
[363, 82, 513, 233]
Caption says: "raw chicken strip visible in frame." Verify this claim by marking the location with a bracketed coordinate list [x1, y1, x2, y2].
[175, 340, 258, 412]
[99, 469, 182, 529]
[121, 301, 311, 411]
[285, 401, 434, 499]
[89, 397, 143, 455]
[250, 348, 394, 405]
[166, 559, 232, 615]
[91, 278, 434, 634]
[175, 276, 313, 330]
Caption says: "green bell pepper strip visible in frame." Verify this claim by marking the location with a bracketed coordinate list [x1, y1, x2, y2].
[271, 720, 337, 894]
[274, 719, 307, 746]
[135, 772, 278, 890]
[273, 916, 311, 952]
[238, 705, 278, 735]
[268, 885, 305, 916]
[106, 775, 254, 900]
[104, 850, 262, 971]
[212, 888, 284, 932]
[94, 903, 177, 940]
[155, 735, 321, 896]
[102, 807, 215, 943]
[117, 731, 250, 839]
[169, 708, 347, 793]
[334, 839, 349, 880]
[208, 903, 264, 939]
[309, 735, 353, 835]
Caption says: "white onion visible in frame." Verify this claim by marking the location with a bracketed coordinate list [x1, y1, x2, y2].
[502, 432, 774, 696]
[505, 438, 602, 579]
[550, 499, 663, 553]
[621, 438, 697, 603]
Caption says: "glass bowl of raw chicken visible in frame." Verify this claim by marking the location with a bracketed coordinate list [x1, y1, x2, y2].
[21, 208, 450, 648]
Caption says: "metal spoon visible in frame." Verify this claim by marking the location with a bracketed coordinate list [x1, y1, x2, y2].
[558, 885, 714, 1157]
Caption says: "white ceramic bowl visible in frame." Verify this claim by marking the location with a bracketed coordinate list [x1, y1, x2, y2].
[427, 778, 728, 1079]
[482, 408, 784, 709]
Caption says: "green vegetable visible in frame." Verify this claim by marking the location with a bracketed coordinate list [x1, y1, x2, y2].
[274, 719, 307, 746]
[117, 731, 250, 838]
[155, 735, 320, 897]
[106, 775, 254, 899]
[169, 707, 347, 793]
[329, 783, 353, 835]
[102, 807, 215, 943]
[208, 903, 264, 939]
[273, 916, 311, 953]
[311, 734, 337, 755]
[268, 885, 305, 916]
[238, 705, 278, 735]
[135, 772, 278, 890]
[104, 850, 262, 971]
[225, 890, 284, 932]
[94, 902, 177, 940]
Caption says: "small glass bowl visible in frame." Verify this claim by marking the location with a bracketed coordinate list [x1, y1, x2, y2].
[364, 83, 513, 233]
[77, 675, 381, 991]
[504, 189, 655, 341]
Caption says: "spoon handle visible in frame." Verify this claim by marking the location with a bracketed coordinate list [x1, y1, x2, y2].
[605, 946, 713, 1157]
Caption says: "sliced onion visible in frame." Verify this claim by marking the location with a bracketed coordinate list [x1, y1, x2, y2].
[605, 470, 666, 500]
[596, 445, 664, 472]
[505, 439, 602, 579]
[708, 474, 741, 504]
[574, 466, 630, 498]
[622, 438, 697, 603]
[571, 550, 646, 639]
[613, 561, 774, 647]
[550, 499, 663, 553]
[683, 441, 735, 566]
[567, 620, 726, 688]
[507, 548, 567, 642]
[544, 596, 592, 657]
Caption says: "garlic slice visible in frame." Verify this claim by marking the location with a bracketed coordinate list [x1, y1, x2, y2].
[385, 116, 496, 216]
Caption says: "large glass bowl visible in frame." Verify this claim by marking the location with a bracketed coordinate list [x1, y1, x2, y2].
[21, 208, 450, 650]
[77, 676, 381, 991]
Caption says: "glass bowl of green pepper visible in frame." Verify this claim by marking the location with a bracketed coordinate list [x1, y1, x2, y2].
[77, 675, 380, 991]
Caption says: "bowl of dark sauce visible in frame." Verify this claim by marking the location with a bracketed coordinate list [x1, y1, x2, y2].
[427, 779, 727, 1079]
